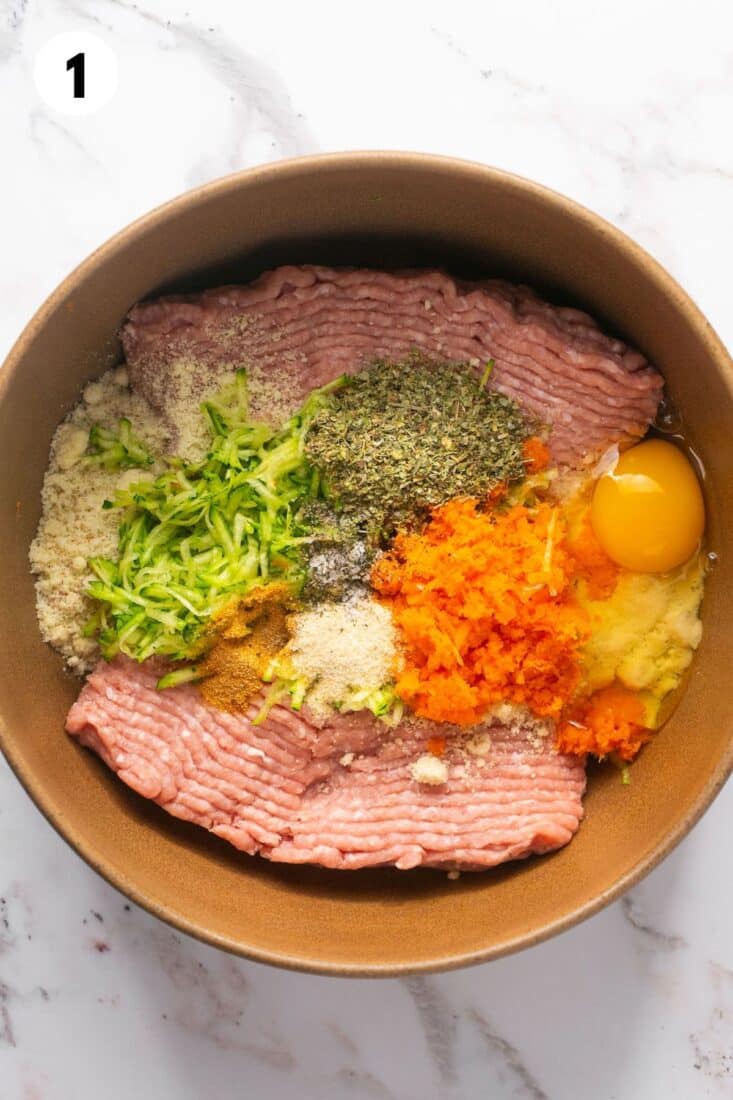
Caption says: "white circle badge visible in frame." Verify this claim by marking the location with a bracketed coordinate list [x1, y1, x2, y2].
[33, 31, 118, 116]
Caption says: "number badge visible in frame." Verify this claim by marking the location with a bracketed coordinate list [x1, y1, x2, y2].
[34, 32, 118, 116]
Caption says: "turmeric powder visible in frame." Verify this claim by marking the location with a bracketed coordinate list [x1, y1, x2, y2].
[198, 584, 292, 713]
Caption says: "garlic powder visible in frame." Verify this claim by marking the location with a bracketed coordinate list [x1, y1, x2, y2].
[287, 597, 399, 716]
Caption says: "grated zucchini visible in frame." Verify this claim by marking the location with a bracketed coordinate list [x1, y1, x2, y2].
[86, 371, 340, 663]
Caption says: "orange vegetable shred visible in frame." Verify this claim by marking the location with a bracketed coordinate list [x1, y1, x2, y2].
[487, 481, 508, 504]
[566, 515, 620, 600]
[372, 499, 589, 727]
[522, 436, 551, 475]
[556, 683, 651, 762]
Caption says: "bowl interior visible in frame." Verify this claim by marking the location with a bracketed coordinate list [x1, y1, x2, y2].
[1, 154, 732, 974]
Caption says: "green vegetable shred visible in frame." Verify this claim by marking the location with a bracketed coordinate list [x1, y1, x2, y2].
[86, 371, 336, 663]
[83, 418, 154, 471]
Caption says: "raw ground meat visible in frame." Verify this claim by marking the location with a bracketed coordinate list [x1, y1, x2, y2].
[66, 657, 587, 871]
[122, 264, 663, 465]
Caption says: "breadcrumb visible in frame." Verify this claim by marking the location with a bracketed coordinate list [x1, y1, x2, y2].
[29, 370, 166, 673]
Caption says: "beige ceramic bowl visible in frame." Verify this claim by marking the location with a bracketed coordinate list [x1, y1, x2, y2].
[1, 153, 732, 975]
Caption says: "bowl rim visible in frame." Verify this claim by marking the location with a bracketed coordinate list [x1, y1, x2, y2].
[3, 149, 733, 976]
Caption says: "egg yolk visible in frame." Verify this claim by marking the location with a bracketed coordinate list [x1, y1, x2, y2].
[590, 439, 705, 573]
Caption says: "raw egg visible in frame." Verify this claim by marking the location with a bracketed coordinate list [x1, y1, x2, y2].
[590, 439, 705, 573]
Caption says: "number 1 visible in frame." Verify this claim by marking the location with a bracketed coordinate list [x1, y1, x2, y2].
[66, 52, 85, 98]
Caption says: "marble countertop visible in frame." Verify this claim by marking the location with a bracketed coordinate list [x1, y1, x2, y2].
[2, 1, 733, 1097]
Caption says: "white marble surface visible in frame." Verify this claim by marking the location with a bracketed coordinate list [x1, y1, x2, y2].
[1, 1, 733, 1096]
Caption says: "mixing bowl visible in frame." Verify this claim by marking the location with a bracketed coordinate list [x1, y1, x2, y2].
[1, 152, 731, 974]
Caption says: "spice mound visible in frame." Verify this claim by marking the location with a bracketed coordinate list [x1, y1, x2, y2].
[271, 596, 401, 719]
[196, 584, 293, 713]
[305, 357, 531, 536]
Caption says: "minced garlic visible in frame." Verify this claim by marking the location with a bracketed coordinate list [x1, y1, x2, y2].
[410, 754, 448, 786]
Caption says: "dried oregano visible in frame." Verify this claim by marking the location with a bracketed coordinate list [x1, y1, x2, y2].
[304, 356, 531, 537]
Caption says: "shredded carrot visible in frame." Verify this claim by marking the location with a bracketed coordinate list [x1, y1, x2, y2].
[523, 436, 551, 474]
[427, 737, 446, 757]
[556, 683, 651, 762]
[567, 514, 619, 599]
[487, 480, 508, 504]
[372, 499, 589, 726]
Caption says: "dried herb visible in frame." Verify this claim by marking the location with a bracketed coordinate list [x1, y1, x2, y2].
[304, 356, 531, 537]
